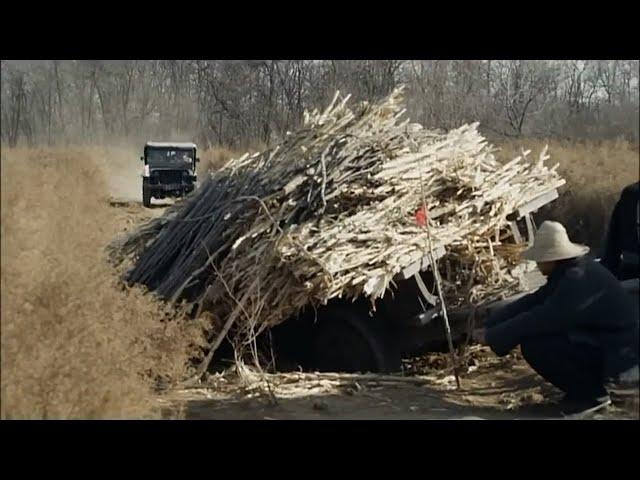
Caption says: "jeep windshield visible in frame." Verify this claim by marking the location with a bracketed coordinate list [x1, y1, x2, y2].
[147, 148, 194, 168]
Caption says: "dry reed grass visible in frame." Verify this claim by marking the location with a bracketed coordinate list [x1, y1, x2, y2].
[496, 139, 639, 252]
[197, 145, 266, 176]
[0, 148, 206, 419]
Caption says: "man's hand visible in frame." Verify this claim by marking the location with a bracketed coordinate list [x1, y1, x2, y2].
[471, 328, 488, 345]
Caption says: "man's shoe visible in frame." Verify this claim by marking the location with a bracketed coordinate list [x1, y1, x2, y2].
[560, 395, 612, 419]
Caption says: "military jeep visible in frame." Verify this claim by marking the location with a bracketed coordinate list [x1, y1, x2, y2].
[140, 142, 200, 207]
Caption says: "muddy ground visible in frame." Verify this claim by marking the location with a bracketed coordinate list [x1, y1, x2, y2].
[109, 196, 639, 421]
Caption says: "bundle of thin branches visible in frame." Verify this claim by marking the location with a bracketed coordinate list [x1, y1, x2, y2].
[112, 86, 564, 359]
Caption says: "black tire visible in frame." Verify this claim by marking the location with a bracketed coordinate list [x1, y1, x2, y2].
[142, 185, 152, 208]
[310, 305, 401, 374]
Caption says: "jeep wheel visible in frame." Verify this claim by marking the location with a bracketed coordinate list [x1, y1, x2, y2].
[142, 186, 152, 208]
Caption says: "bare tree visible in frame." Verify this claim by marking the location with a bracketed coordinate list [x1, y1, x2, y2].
[3, 65, 28, 147]
[2, 60, 638, 147]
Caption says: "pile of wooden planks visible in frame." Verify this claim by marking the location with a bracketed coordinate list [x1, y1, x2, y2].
[109, 86, 565, 353]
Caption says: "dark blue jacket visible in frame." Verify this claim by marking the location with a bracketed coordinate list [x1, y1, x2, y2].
[601, 181, 639, 280]
[485, 256, 639, 378]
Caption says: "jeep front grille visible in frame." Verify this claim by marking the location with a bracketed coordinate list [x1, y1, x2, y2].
[152, 170, 184, 184]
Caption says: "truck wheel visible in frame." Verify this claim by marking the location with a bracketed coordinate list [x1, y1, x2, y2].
[142, 186, 152, 208]
[311, 305, 401, 374]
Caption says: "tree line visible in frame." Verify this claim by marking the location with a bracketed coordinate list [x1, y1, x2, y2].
[2, 60, 638, 148]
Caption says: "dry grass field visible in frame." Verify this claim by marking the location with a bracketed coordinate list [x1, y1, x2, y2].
[0, 148, 205, 419]
[496, 139, 639, 252]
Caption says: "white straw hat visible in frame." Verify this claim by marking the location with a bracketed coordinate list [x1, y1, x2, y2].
[521, 221, 589, 262]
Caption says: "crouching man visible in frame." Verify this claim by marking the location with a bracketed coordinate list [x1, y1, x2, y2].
[473, 221, 639, 418]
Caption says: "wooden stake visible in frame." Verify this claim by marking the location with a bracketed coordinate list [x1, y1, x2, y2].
[419, 157, 462, 390]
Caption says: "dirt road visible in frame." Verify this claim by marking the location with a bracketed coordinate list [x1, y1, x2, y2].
[158, 350, 639, 420]
[107, 197, 639, 421]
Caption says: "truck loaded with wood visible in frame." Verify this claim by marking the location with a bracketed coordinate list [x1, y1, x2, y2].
[109, 87, 600, 379]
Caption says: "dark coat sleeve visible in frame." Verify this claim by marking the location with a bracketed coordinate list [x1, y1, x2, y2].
[484, 288, 545, 329]
[601, 191, 624, 274]
[485, 267, 606, 356]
